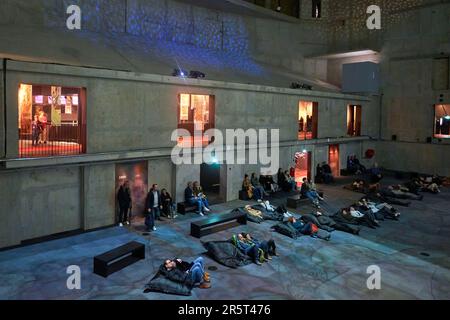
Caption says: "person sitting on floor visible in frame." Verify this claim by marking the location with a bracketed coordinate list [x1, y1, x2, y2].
[300, 178, 323, 208]
[251, 173, 269, 197]
[284, 170, 297, 191]
[161, 188, 177, 219]
[369, 162, 383, 184]
[193, 181, 211, 211]
[160, 257, 211, 289]
[277, 168, 290, 191]
[260, 174, 278, 193]
[242, 174, 263, 201]
[185, 182, 210, 216]
[321, 162, 335, 184]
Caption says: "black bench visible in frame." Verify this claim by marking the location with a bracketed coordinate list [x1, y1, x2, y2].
[287, 191, 324, 209]
[177, 202, 197, 215]
[93, 241, 145, 278]
[191, 211, 247, 238]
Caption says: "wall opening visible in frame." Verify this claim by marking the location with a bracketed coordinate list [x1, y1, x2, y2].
[347, 105, 362, 136]
[312, 0, 321, 18]
[294, 151, 311, 188]
[200, 163, 222, 205]
[328, 144, 340, 177]
[434, 104, 450, 139]
[18, 84, 86, 158]
[177, 94, 215, 147]
[298, 101, 318, 140]
[115, 161, 148, 224]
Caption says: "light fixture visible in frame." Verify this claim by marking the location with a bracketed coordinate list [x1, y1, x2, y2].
[444, 115, 450, 120]
[172, 68, 188, 77]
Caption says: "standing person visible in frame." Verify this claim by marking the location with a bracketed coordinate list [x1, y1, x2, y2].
[161, 188, 177, 219]
[31, 114, 41, 146]
[38, 111, 48, 144]
[117, 181, 132, 227]
[146, 184, 162, 232]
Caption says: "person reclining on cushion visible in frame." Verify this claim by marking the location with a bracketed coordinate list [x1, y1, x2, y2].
[286, 217, 331, 241]
[160, 257, 211, 289]
[358, 197, 400, 220]
[241, 232, 278, 260]
[233, 233, 272, 265]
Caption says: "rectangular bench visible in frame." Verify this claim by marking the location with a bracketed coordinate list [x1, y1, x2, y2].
[287, 191, 324, 209]
[93, 241, 145, 278]
[191, 211, 247, 238]
[177, 202, 197, 215]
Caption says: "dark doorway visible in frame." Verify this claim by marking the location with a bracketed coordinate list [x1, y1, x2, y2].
[200, 163, 222, 205]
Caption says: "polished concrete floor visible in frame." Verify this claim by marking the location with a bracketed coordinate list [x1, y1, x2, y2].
[1, 177, 449, 300]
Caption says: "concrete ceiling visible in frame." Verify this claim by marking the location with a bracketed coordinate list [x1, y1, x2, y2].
[173, 0, 299, 22]
[0, 25, 339, 92]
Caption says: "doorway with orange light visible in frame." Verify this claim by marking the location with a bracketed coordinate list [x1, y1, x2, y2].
[294, 151, 312, 188]
[115, 161, 149, 223]
[328, 145, 340, 177]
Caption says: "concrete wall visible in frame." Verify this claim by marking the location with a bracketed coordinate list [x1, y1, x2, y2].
[0, 62, 4, 159]
[326, 1, 450, 176]
[0, 167, 81, 248]
[82, 164, 115, 230]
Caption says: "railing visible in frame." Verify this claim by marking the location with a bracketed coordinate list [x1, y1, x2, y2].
[19, 123, 85, 158]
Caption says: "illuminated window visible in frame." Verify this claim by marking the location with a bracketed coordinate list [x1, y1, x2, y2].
[177, 94, 215, 146]
[347, 105, 362, 137]
[298, 101, 318, 140]
[18, 84, 86, 158]
[434, 104, 450, 139]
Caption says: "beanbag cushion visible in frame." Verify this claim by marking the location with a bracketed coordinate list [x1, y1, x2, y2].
[144, 271, 192, 296]
[203, 241, 252, 268]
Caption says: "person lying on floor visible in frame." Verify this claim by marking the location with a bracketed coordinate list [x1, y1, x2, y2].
[381, 185, 424, 200]
[333, 207, 380, 229]
[286, 217, 331, 240]
[364, 190, 411, 207]
[301, 211, 360, 235]
[417, 177, 441, 194]
[160, 257, 211, 289]
[300, 178, 323, 208]
[241, 233, 278, 260]
[234, 233, 274, 265]
[358, 197, 401, 220]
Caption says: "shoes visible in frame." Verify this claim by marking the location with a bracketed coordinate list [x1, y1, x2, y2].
[152, 226, 157, 231]
[204, 207, 211, 213]
[203, 273, 211, 283]
[119, 223, 123, 227]
[199, 282, 211, 289]
[199, 212, 205, 217]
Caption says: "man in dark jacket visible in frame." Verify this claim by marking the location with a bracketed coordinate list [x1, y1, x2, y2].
[146, 184, 162, 232]
[117, 181, 132, 226]
[160, 257, 211, 289]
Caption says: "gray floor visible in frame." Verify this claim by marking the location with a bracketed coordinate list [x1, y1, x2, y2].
[1, 177, 449, 300]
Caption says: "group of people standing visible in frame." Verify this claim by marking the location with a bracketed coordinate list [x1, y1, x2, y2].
[31, 110, 49, 146]
[117, 181, 177, 231]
